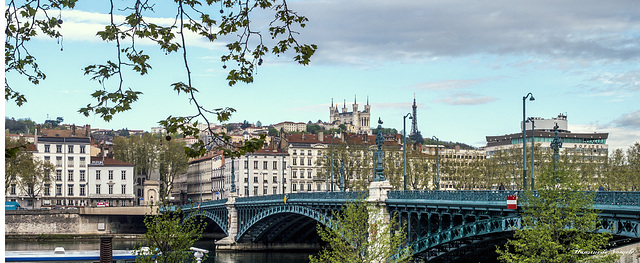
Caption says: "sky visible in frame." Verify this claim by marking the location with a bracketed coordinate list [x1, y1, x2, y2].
[4, 0, 640, 151]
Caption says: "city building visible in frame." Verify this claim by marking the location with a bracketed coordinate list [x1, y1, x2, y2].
[329, 97, 372, 135]
[485, 114, 608, 157]
[34, 125, 92, 208]
[273, 121, 307, 133]
[182, 152, 224, 202]
[88, 157, 135, 207]
[221, 148, 289, 198]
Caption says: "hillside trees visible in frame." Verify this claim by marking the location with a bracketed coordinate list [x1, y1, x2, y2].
[6, 0, 316, 158]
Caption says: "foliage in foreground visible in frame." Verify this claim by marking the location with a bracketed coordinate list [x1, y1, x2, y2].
[310, 198, 411, 263]
[135, 203, 206, 263]
[496, 163, 617, 263]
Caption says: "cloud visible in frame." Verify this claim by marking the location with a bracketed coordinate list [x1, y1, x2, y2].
[411, 78, 492, 90]
[612, 110, 640, 128]
[290, 0, 640, 65]
[433, 92, 497, 105]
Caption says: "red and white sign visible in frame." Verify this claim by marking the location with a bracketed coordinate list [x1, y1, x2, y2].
[507, 195, 517, 209]
[96, 202, 109, 207]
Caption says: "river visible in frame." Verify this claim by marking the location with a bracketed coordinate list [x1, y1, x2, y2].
[5, 238, 316, 263]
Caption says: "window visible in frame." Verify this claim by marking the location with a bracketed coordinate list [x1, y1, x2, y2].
[308, 150, 312, 155]
[27, 185, 33, 195]
[300, 171, 304, 179]
[80, 185, 86, 196]
[263, 187, 267, 195]
[121, 170, 126, 180]
[253, 161, 258, 169]
[68, 145, 74, 153]
[254, 177, 258, 183]
[300, 150, 304, 155]
[121, 185, 126, 194]
[253, 187, 258, 195]
[121, 200, 127, 207]
[300, 183, 305, 192]
[273, 161, 277, 169]
[283, 161, 287, 168]
[308, 158, 312, 166]
[80, 145, 86, 153]
[273, 187, 277, 194]
[68, 184, 74, 196]
[293, 158, 297, 165]
[273, 176, 277, 183]
[96, 170, 101, 180]
[79, 170, 86, 181]
[308, 170, 312, 178]
[96, 185, 101, 194]
[244, 161, 248, 169]
[292, 184, 297, 191]
[56, 145, 62, 153]
[56, 157, 62, 167]
[108, 170, 114, 180]
[44, 184, 51, 196]
[44, 156, 50, 162]
[293, 150, 297, 155]
[10, 184, 16, 195]
[80, 157, 86, 167]
[263, 161, 267, 169]
[244, 186, 249, 196]
[293, 170, 297, 178]
[44, 145, 50, 153]
[317, 183, 321, 191]
[67, 170, 74, 181]
[56, 185, 62, 196]
[108, 185, 113, 194]
[68, 157, 74, 167]
[307, 184, 312, 191]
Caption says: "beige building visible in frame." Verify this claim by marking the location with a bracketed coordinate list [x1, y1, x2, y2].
[329, 97, 372, 135]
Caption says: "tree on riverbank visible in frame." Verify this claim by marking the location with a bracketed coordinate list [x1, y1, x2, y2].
[310, 198, 412, 263]
[5, 137, 55, 209]
[496, 153, 617, 262]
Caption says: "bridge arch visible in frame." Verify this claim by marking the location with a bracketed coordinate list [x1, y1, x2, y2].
[183, 204, 229, 236]
[236, 204, 333, 243]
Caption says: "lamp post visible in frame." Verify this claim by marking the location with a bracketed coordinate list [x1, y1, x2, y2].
[339, 160, 345, 192]
[432, 136, 440, 190]
[522, 92, 535, 190]
[323, 156, 330, 192]
[230, 158, 236, 194]
[528, 117, 535, 190]
[403, 113, 413, 191]
[330, 133, 334, 192]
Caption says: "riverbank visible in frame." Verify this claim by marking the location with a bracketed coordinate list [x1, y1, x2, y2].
[5, 233, 144, 240]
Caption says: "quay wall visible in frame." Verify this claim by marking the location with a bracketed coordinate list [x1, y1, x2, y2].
[5, 210, 146, 236]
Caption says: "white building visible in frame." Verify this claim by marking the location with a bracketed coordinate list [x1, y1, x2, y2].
[34, 126, 92, 207]
[183, 153, 224, 202]
[221, 149, 289, 198]
[329, 97, 372, 135]
[273, 121, 307, 133]
[88, 157, 135, 207]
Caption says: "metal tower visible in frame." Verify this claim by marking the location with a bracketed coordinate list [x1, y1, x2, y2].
[410, 95, 418, 135]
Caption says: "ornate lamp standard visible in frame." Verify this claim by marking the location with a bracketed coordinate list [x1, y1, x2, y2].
[403, 113, 413, 191]
[281, 147, 288, 195]
[373, 118, 386, 182]
[522, 92, 535, 190]
[432, 136, 440, 190]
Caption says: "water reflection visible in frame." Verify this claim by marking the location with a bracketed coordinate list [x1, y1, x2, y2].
[5, 238, 314, 263]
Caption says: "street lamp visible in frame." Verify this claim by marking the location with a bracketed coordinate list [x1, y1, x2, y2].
[323, 155, 330, 192]
[528, 117, 535, 190]
[522, 92, 535, 190]
[403, 113, 413, 191]
[432, 136, 440, 190]
[330, 133, 334, 192]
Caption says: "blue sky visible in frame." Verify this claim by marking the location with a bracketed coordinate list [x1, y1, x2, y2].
[4, 0, 640, 150]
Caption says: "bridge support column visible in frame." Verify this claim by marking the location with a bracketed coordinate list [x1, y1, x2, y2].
[367, 180, 394, 260]
[216, 194, 238, 248]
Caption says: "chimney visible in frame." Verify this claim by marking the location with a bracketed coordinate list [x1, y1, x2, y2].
[85, 125, 91, 137]
[72, 125, 76, 136]
[318, 131, 324, 142]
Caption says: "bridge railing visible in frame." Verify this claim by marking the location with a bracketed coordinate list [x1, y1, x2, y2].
[388, 190, 640, 207]
[235, 192, 367, 205]
[180, 199, 228, 210]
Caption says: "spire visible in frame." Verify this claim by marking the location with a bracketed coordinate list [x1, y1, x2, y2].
[354, 94, 357, 104]
[343, 99, 346, 108]
[331, 98, 334, 107]
[367, 96, 369, 105]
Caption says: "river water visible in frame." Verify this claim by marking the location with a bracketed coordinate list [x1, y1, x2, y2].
[5, 238, 315, 263]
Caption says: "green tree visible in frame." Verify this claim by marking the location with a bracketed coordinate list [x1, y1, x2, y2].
[157, 139, 189, 202]
[307, 124, 324, 134]
[6, 0, 316, 158]
[626, 142, 640, 191]
[5, 117, 37, 134]
[135, 204, 206, 263]
[5, 137, 55, 209]
[310, 198, 411, 263]
[268, 126, 279, 136]
[497, 152, 616, 263]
